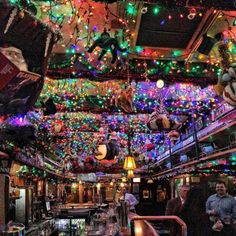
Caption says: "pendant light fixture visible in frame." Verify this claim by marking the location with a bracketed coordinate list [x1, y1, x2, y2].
[123, 130, 136, 173]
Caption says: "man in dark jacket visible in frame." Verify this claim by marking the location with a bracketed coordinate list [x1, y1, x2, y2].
[165, 185, 190, 236]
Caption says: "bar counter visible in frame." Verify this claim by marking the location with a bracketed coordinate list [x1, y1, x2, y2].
[53, 203, 159, 236]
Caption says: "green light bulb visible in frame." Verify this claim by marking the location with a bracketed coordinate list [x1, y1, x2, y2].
[153, 6, 160, 15]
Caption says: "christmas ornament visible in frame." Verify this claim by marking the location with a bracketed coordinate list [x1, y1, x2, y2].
[145, 143, 155, 152]
[53, 120, 64, 133]
[113, 86, 134, 113]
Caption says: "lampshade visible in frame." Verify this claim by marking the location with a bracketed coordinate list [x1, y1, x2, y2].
[123, 155, 136, 170]
[127, 170, 134, 178]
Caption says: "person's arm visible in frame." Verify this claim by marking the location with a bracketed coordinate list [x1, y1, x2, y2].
[206, 196, 217, 215]
[231, 197, 236, 219]
[165, 199, 173, 215]
[129, 194, 138, 207]
[206, 197, 211, 213]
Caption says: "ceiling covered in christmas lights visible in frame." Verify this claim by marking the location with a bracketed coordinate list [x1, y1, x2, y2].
[0, 0, 236, 176]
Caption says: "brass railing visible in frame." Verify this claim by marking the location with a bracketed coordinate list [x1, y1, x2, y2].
[130, 215, 187, 236]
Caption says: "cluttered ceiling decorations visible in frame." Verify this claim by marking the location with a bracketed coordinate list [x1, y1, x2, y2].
[1, 0, 236, 175]
[22, 0, 236, 62]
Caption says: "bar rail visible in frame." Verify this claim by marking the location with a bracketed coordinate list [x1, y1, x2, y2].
[130, 215, 187, 236]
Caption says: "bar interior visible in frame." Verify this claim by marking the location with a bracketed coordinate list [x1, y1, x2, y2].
[0, 0, 236, 235]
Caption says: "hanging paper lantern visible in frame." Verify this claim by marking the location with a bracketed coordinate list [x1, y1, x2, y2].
[223, 82, 236, 106]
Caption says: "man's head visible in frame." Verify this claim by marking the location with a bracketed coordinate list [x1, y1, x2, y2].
[178, 185, 190, 200]
[215, 180, 227, 196]
[122, 188, 128, 195]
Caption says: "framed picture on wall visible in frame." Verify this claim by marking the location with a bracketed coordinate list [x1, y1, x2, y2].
[143, 190, 150, 199]
[133, 183, 139, 193]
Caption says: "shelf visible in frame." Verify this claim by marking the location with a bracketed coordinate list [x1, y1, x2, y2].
[153, 144, 236, 177]
[150, 112, 236, 169]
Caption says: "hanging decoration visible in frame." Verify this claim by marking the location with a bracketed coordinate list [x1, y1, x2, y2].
[223, 81, 236, 106]
[168, 130, 180, 143]
[144, 143, 155, 152]
[113, 85, 135, 113]
[41, 97, 57, 116]
[95, 129, 120, 163]
[53, 120, 64, 134]
[147, 90, 182, 131]
[214, 43, 236, 106]
[87, 29, 127, 64]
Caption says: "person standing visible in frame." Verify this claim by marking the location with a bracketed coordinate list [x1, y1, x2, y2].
[165, 185, 190, 236]
[180, 186, 210, 236]
[121, 188, 139, 213]
[165, 185, 190, 216]
[206, 180, 236, 236]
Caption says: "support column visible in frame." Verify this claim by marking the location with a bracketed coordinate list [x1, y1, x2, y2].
[192, 116, 200, 159]
[92, 185, 96, 203]
[87, 188, 92, 202]
[0, 175, 6, 228]
[78, 184, 84, 204]
[168, 138, 172, 169]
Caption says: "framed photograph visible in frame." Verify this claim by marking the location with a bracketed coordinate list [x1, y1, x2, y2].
[143, 190, 149, 199]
